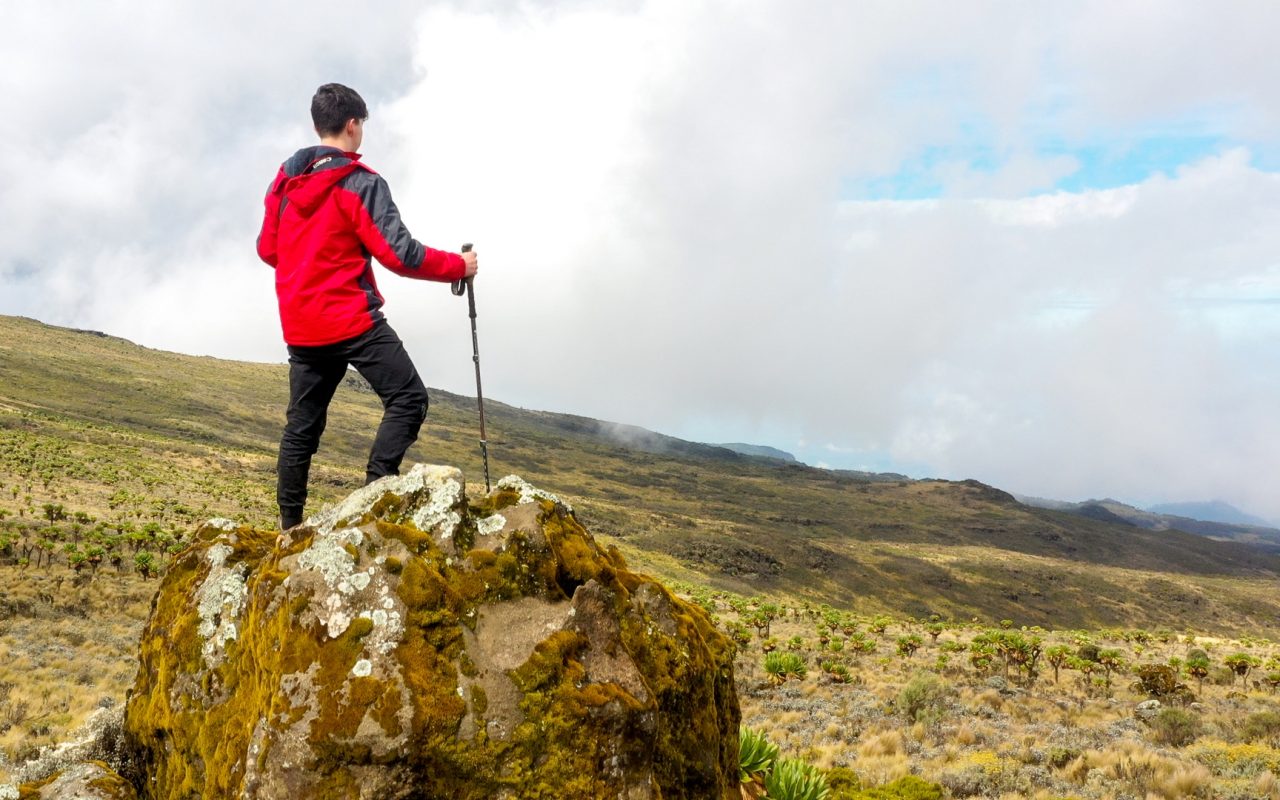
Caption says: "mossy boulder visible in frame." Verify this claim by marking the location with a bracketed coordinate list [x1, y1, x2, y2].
[121, 464, 740, 798]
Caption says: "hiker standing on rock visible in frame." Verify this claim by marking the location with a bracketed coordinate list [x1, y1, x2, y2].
[256, 83, 478, 530]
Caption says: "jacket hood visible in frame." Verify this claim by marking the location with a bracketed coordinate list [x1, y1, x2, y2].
[272, 146, 366, 217]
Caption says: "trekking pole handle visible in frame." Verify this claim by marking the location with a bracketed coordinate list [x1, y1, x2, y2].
[451, 243, 473, 296]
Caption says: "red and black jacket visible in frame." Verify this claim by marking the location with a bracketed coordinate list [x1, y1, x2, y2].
[256, 145, 465, 347]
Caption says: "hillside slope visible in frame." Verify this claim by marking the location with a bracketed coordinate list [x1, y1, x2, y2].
[2, 314, 1278, 635]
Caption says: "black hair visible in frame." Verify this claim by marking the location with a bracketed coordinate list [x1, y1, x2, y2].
[311, 83, 368, 136]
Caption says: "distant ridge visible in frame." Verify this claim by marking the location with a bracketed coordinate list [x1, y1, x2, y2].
[1017, 494, 1280, 556]
[1148, 500, 1274, 528]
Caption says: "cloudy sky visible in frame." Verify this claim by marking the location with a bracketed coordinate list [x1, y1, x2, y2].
[4, 1, 1279, 520]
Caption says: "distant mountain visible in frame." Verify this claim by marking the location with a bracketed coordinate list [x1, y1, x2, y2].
[1017, 494, 1280, 556]
[1147, 500, 1274, 528]
[713, 443, 797, 462]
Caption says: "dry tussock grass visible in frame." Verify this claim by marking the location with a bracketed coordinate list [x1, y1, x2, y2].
[1255, 770, 1280, 799]
[953, 720, 982, 746]
[848, 727, 912, 785]
[0, 564, 154, 781]
[857, 728, 906, 759]
[1063, 739, 1213, 798]
[973, 687, 1004, 711]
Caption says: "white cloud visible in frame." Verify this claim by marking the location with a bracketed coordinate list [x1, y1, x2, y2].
[0, 0, 427, 341]
[3, 1, 1280, 521]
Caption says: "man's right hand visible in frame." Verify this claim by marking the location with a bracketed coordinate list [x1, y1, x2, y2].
[461, 249, 479, 278]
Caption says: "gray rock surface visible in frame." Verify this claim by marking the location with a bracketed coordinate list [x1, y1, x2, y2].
[1135, 699, 1162, 720]
[16, 761, 136, 799]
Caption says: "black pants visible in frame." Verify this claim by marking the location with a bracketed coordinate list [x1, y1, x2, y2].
[276, 320, 428, 527]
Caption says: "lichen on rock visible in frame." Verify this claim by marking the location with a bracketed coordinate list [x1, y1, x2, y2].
[476, 512, 506, 537]
[305, 463, 466, 542]
[496, 473, 571, 511]
[117, 463, 739, 799]
[194, 543, 249, 665]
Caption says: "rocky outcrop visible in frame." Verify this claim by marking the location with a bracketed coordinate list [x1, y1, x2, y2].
[43, 465, 737, 798]
[4, 707, 130, 799]
[16, 761, 137, 799]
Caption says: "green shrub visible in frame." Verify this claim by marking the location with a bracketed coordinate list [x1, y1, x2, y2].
[1240, 710, 1280, 745]
[1186, 741, 1280, 778]
[840, 775, 944, 799]
[1096, 648, 1126, 686]
[820, 660, 853, 684]
[895, 634, 923, 658]
[1210, 665, 1237, 686]
[1134, 663, 1194, 702]
[764, 651, 808, 684]
[764, 757, 830, 800]
[725, 621, 752, 646]
[1264, 671, 1280, 693]
[739, 726, 779, 781]
[968, 643, 995, 673]
[1224, 652, 1262, 686]
[1046, 746, 1080, 769]
[824, 766, 860, 794]
[896, 672, 950, 724]
[1185, 653, 1211, 692]
[1045, 644, 1072, 682]
[134, 549, 157, 579]
[1149, 707, 1202, 746]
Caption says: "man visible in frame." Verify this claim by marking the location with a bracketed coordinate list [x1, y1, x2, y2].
[256, 83, 478, 530]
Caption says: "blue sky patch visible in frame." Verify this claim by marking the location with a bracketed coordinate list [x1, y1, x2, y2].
[845, 132, 1240, 201]
[1047, 134, 1226, 192]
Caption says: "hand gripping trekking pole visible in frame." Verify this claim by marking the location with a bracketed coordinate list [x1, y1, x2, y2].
[452, 244, 491, 492]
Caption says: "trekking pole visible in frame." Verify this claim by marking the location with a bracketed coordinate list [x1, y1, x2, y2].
[452, 243, 491, 492]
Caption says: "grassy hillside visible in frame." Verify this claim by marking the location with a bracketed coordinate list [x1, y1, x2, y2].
[4, 314, 1280, 794]
[1, 314, 1279, 638]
